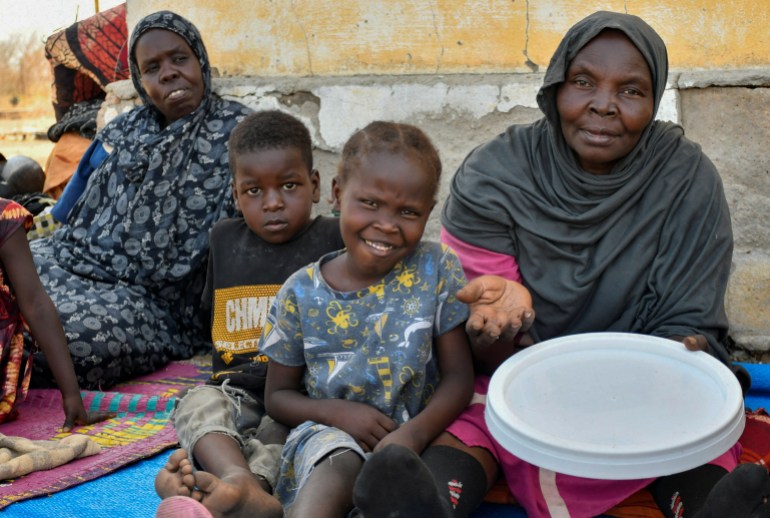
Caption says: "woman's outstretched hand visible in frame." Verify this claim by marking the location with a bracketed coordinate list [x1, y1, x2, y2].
[456, 275, 535, 348]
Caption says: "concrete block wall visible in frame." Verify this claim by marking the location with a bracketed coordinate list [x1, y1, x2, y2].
[112, 0, 770, 353]
[680, 86, 770, 354]
[125, 1, 770, 76]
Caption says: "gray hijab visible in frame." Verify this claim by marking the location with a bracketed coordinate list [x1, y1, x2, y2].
[442, 11, 734, 363]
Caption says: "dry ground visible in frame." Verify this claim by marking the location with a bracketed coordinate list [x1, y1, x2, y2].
[0, 110, 55, 168]
[0, 93, 56, 167]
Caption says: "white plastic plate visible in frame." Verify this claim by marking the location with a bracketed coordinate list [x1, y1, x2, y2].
[485, 332, 745, 479]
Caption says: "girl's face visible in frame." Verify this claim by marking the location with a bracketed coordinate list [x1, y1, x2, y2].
[134, 29, 205, 126]
[333, 151, 436, 288]
[556, 30, 654, 175]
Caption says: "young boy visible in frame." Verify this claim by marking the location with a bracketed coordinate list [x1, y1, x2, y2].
[154, 110, 344, 518]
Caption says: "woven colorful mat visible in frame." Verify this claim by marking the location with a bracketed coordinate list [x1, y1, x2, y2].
[0, 359, 210, 509]
[112, 357, 210, 397]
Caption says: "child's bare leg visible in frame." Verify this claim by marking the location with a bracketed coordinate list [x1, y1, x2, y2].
[155, 449, 198, 499]
[191, 433, 282, 518]
[287, 448, 363, 518]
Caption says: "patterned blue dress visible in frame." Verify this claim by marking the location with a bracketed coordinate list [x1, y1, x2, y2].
[261, 241, 469, 508]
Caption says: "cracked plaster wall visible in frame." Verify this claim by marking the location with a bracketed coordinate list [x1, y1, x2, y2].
[122, 1, 770, 351]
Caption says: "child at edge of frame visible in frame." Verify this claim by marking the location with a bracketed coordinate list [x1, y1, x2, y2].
[0, 196, 112, 429]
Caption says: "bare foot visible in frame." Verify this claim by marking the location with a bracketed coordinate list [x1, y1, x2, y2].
[155, 449, 198, 499]
[194, 467, 282, 518]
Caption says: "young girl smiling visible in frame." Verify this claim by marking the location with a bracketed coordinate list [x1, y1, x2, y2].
[262, 121, 474, 517]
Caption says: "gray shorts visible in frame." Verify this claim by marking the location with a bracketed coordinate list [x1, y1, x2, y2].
[275, 421, 367, 508]
[172, 383, 288, 489]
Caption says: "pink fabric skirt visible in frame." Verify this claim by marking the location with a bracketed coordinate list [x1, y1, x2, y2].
[447, 376, 741, 518]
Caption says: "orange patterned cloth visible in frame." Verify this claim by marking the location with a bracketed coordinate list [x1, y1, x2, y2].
[735, 409, 770, 468]
[0, 199, 33, 423]
[43, 132, 93, 198]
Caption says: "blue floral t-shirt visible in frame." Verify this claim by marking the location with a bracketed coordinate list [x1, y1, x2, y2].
[261, 241, 469, 424]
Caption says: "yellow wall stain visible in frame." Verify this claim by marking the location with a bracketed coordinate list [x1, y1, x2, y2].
[128, 0, 769, 76]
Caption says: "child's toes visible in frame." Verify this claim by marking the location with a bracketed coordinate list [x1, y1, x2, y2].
[165, 449, 189, 471]
[192, 470, 219, 494]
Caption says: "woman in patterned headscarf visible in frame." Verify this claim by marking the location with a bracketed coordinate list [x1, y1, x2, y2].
[30, 11, 252, 389]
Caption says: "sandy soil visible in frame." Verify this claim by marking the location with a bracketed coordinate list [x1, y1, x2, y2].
[0, 111, 56, 168]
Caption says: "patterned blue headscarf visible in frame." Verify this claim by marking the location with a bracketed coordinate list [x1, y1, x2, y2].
[55, 10, 252, 289]
[127, 10, 212, 111]
[28, 10, 253, 386]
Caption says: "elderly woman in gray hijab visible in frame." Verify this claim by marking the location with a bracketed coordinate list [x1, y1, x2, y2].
[30, 11, 252, 390]
[351, 11, 768, 518]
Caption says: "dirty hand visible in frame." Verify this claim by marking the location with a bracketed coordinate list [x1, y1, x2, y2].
[326, 400, 398, 453]
[672, 334, 709, 352]
[373, 426, 423, 454]
[61, 394, 116, 432]
[456, 275, 535, 348]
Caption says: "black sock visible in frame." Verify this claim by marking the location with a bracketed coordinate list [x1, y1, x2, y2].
[652, 464, 729, 517]
[352, 444, 452, 518]
[694, 464, 770, 518]
[421, 445, 489, 516]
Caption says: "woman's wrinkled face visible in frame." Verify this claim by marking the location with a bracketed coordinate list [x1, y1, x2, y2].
[556, 30, 654, 175]
[133, 29, 205, 126]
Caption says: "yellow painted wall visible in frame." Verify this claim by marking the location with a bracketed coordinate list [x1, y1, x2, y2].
[128, 0, 769, 76]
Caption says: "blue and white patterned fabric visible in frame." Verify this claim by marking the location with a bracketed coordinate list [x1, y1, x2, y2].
[30, 11, 252, 389]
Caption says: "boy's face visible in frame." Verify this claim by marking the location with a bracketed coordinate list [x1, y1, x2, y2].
[232, 147, 320, 244]
[332, 151, 435, 287]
